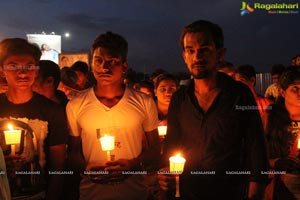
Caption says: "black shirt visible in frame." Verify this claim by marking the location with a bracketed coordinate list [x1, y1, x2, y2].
[0, 92, 68, 197]
[165, 72, 269, 199]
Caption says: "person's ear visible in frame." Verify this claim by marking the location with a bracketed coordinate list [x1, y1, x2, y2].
[217, 48, 226, 62]
[280, 88, 285, 98]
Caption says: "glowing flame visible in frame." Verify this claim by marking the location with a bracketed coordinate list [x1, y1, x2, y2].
[7, 124, 13, 131]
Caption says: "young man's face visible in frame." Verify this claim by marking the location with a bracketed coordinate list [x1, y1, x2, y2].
[272, 74, 280, 84]
[182, 32, 224, 79]
[2, 54, 38, 90]
[92, 47, 128, 86]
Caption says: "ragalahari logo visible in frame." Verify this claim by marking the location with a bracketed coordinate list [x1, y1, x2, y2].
[240, 1, 255, 16]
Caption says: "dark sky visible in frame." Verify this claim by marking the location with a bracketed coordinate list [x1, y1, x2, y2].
[0, 0, 299, 74]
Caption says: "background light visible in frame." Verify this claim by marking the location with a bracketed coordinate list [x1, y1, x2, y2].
[64, 32, 70, 38]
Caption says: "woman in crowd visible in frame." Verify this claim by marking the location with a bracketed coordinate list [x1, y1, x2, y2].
[265, 68, 300, 200]
[154, 73, 178, 125]
[143, 73, 178, 200]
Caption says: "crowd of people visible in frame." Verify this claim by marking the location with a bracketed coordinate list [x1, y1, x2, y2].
[0, 19, 299, 200]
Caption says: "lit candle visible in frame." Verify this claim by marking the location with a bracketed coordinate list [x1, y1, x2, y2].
[169, 154, 186, 198]
[158, 125, 167, 137]
[158, 125, 167, 155]
[169, 154, 186, 174]
[99, 135, 115, 161]
[297, 139, 300, 149]
[4, 124, 21, 156]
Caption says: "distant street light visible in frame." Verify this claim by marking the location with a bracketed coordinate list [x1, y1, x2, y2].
[64, 32, 70, 38]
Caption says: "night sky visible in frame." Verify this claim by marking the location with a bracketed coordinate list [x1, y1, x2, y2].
[0, 0, 299, 74]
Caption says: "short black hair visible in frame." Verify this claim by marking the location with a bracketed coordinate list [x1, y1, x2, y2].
[279, 68, 300, 90]
[155, 73, 179, 89]
[38, 60, 61, 89]
[71, 61, 89, 75]
[60, 67, 78, 89]
[92, 31, 128, 61]
[150, 68, 167, 81]
[270, 64, 285, 76]
[0, 38, 41, 65]
[218, 61, 234, 70]
[180, 20, 224, 49]
[236, 64, 256, 80]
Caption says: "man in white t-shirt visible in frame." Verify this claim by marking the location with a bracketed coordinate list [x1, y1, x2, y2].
[265, 64, 285, 102]
[66, 31, 160, 200]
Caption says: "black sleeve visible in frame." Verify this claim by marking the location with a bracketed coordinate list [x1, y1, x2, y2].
[47, 104, 69, 146]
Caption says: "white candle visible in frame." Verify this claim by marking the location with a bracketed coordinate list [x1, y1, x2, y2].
[99, 135, 115, 161]
[4, 124, 21, 156]
[158, 125, 167, 137]
[169, 154, 186, 198]
[297, 139, 300, 149]
[100, 135, 115, 151]
[4, 124, 21, 145]
[158, 125, 167, 155]
[169, 154, 186, 174]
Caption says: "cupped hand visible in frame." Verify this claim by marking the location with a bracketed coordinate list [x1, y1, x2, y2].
[157, 167, 176, 191]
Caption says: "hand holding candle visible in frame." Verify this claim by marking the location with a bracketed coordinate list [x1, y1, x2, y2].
[169, 154, 186, 198]
[4, 124, 21, 156]
[99, 135, 115, 161]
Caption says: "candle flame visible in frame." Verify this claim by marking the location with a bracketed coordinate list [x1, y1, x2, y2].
[7, 124, 13, 131]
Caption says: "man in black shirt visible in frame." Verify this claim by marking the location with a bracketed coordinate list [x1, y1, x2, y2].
[0, 38, 68, 200]
[158, 20, 269, 200]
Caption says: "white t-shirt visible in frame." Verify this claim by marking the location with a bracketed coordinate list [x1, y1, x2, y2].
[66, 87, 159, 164]
[264, 83, 280, 100]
